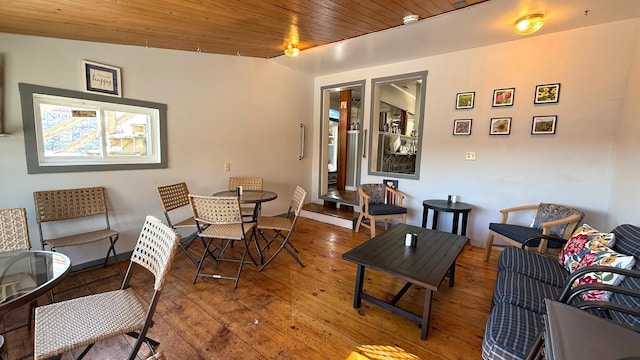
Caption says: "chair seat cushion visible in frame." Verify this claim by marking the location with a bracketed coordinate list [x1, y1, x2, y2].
[498, 247, 569, 287]
[489, 223, 563, 249]
[493, 270, 562, 314]
[482, 302, 544, 360]
[368, 204, 407, 216]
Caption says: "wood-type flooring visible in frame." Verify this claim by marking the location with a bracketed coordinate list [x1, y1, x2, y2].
[1, 217, 499, 359]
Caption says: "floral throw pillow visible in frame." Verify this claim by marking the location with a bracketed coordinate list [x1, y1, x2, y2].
[571, 246, 636, 301]
[558, 224, 615, 272]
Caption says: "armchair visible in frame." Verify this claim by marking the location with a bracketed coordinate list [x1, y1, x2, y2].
[354, 184, 407, 238]
[484, 203, 584, 261]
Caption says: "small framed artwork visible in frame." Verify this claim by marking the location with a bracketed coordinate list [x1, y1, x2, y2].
[453, 119, 472, 135]
[534, 83, 560, 104]
[492, 88, 515, 107]
[531, 115, 557, 134]
[82, 60, 122, 97]
[490, 117, 511, 135]
[456, 92, 475, 109]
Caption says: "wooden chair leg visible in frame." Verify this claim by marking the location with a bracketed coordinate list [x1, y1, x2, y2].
[355, 212, 364, 232]
[369, 216, 376, 238]
[484, 233, 495, 262]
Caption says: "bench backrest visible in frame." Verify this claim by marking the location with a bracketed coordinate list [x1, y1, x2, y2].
[33, 187, 110, 223]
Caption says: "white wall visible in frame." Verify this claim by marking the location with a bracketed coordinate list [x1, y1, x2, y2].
[313, 19, 640, 246]
[0, 33, 314, 265]
[609, 21, 640, 229]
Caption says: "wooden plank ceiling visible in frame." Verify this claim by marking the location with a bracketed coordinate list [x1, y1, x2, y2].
[0, 0, 488, 58]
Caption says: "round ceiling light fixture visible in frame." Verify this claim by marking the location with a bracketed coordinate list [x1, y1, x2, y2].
[284, 44, 300, 57]
[514, 13, 545, 35]
[403, 14, 419, 25]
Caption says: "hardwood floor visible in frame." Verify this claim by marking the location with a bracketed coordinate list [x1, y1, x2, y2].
[1, 218, 498, 359]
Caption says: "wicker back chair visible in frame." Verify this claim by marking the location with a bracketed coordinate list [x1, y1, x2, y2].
[484, 203, 585, 261]
[33, 186, 121, 276]
[188, 195, 258, 288]
[156, 182, 201, 265]
[33, 216, 180, 360]
[228, 177, 263, 222]
[228, 177, 263, 191]
[257, 185, 307, 271]
[0, 208, 31, 252]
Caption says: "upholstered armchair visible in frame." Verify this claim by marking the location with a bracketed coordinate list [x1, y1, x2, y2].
[484, 203, 585, 261]
[354, 184, 407, 238]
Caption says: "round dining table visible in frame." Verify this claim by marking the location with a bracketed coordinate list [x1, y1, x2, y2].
[0, 250, 72, 317]
[212, 190, 277, 222]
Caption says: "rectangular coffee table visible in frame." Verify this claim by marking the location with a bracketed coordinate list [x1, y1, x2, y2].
[342, 223, 469, 339]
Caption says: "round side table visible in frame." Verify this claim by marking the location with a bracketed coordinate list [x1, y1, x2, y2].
[421, 199, 472, 236]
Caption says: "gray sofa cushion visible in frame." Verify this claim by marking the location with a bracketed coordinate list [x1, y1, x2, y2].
[498, 246, 568, 287]
[493, 270, 562, 314]
[482, 302, 544, 360]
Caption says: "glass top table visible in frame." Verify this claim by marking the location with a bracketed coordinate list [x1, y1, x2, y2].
[212, 190, 278, 222]
[0, 250, 71, 316]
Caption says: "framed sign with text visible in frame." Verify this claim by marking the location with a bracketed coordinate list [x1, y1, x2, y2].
[82, 60, 122, 97]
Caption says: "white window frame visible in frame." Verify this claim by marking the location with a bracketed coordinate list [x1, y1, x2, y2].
[19, 83, 167, 174]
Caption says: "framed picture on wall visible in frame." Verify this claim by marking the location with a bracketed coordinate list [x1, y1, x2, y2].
[453, 119, 472, 135]
[492, 88, 515, 107]
[456, 92, 475, 109]
[490, 117, 511, 135]
[82, 60, 122, 97]
[531, 115, 557, 134]
[534, 83, 560, 104]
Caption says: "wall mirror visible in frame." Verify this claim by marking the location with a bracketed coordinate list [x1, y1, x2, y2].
[368, 71, 426, 180]
[319, 80, 365, 205]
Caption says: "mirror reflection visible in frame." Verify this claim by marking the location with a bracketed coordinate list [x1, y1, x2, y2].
[319, 81, 365, 205]
[369, 71, 426, 179]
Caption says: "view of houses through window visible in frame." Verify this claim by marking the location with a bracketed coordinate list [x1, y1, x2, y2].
[33, 94, 159, 166]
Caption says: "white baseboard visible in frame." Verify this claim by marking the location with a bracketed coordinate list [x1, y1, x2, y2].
[300, 209, 353, 229]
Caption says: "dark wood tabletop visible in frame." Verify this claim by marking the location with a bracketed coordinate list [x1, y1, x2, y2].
[342, 223, 469, 340]
[342, 223, 468, 290]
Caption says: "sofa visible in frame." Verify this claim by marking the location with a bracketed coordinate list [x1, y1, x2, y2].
[482, 224, 640, 360]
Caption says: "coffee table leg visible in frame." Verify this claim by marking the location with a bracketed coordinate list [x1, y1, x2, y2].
[449, 262, 456, 287]
[421, 289, 433, 340]
[353, 265, 365, 308]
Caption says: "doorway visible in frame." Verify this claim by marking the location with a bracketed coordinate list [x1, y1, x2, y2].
[319, 81, 365, 206]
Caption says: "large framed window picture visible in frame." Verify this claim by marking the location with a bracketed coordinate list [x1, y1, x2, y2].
[82, 60, 122, 97]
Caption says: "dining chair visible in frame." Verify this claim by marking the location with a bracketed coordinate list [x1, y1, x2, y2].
[484, 203, 585, 261]
[0, 207, 37, 333]
[354, 184, 407, 238]
[228, 177, 263, 222]
[188, 195, 258, 288]
[0, 208, 31, 252]
[257, 185, 307, 271]
[33, 215, 180, 360]
[155, 182, 204, 265]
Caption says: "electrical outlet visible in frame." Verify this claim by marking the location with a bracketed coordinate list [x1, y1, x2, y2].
[224, 162, 231, 172]
[465, 151, 476, 161]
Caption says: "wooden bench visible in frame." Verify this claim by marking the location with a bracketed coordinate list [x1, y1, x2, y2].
[33, 187, 121, 276]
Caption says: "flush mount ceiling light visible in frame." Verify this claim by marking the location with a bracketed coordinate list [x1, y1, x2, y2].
[284, 44, 300, 57]
[403, 14, 419, 25]
[514, 13, 545, 35]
